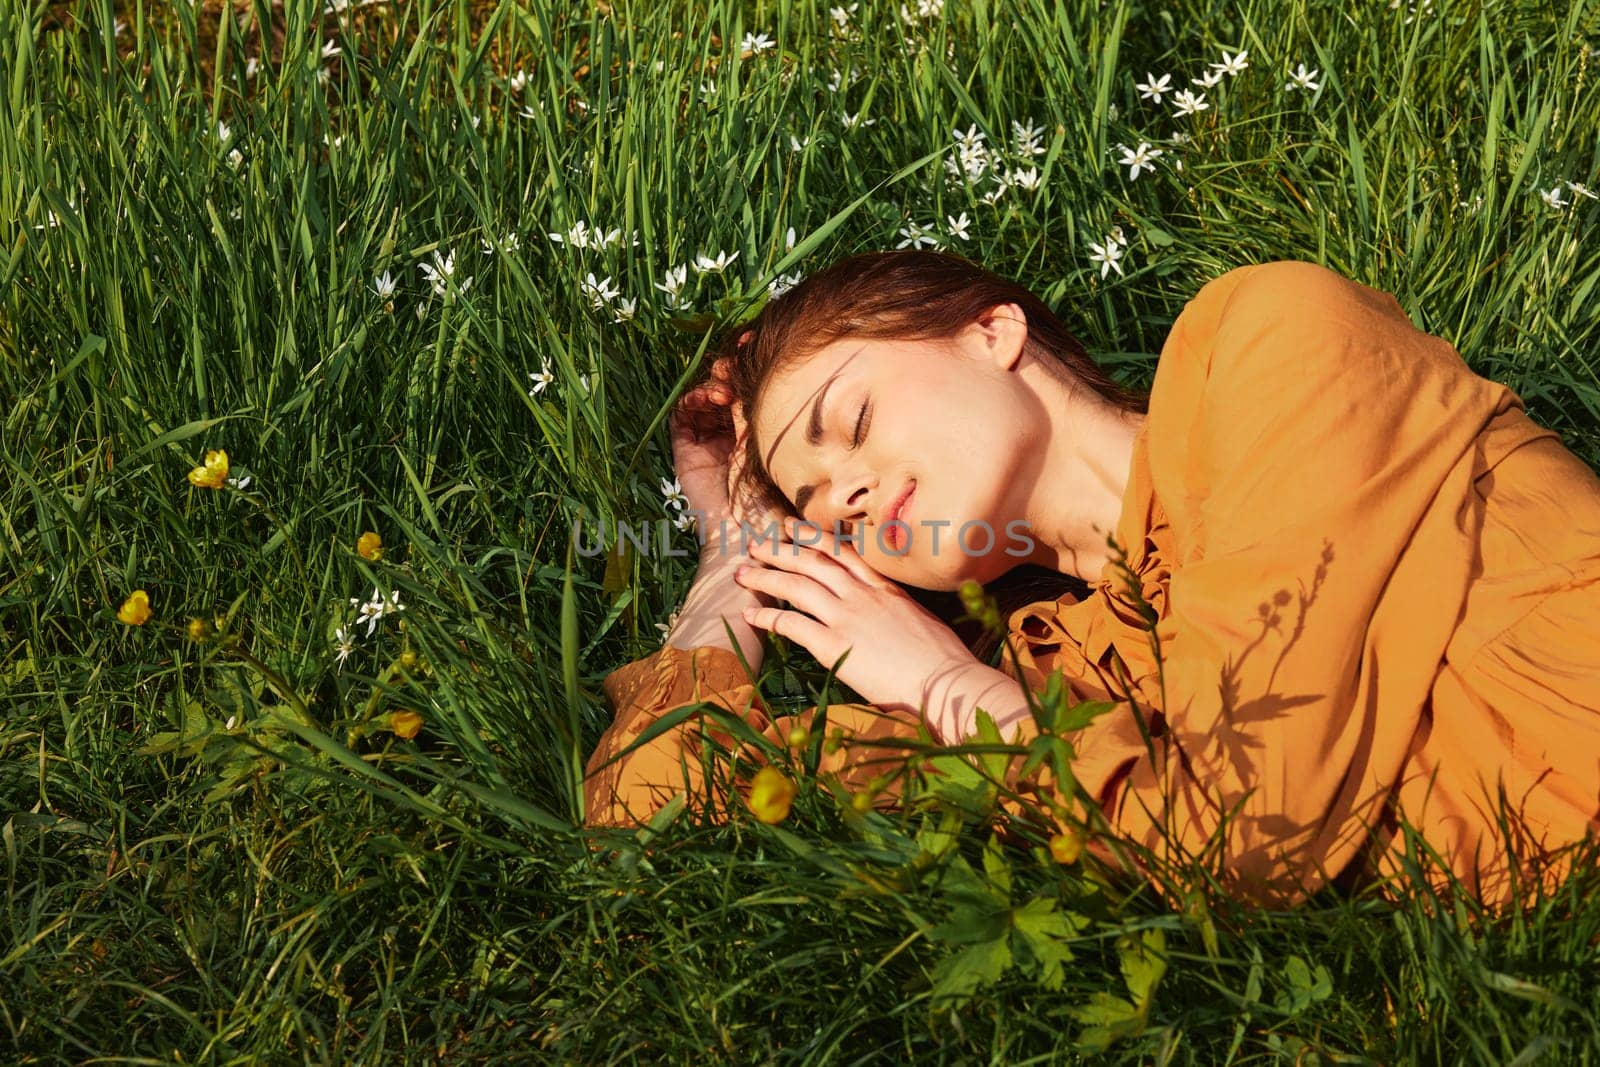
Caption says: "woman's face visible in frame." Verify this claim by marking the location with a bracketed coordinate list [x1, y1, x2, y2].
[750, 308, 1045, 590]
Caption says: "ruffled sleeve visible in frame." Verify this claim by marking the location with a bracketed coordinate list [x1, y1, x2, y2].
[583, 643, 930, 828]
[1046, 260, 1536, 904]
[584, 644, 767, 828]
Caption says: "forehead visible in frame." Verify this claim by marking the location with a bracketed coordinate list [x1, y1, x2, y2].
[752, 336, 872, 485]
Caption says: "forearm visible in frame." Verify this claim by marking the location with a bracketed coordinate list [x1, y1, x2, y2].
[913, 660, 1035, 746]
[664, 551, 768, 669]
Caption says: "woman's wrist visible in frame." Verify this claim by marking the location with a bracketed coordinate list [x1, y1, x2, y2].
[664, 540, 769, 668]
[692, 510, 784, 567]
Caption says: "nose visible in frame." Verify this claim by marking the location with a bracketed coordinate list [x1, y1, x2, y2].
[826, 466, 876, 528]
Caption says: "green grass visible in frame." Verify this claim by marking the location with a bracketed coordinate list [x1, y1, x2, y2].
[4, 0, 1600, 1061]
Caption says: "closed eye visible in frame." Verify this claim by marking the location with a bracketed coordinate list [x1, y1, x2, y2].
[850, 398, 869, 449]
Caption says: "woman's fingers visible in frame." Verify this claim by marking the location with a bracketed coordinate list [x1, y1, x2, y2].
[773, 519, 898, 591]
[734, 564, 840, 620]
[741, 525, 893, 600]
[741, 605, 831, 654]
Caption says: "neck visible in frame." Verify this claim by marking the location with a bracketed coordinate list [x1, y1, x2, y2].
[1017, 367, 1146, 584]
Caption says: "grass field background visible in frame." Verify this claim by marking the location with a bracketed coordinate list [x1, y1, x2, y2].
[4, 0, 1600, 1061]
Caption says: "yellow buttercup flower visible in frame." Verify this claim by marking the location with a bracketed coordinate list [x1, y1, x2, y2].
[389, 710, 424, 740]
[1048, 829, 1084, 865]
[117, 590, 151, 626]
[187, 449, 229, 489]
[357, 530, 384, 561]
[785, 724, 810, 748]
[747, 765, 796, 824]
[186, 617, 211, 642]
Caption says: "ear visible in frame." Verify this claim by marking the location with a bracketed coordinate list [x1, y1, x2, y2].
[962, 302, 1029, 371]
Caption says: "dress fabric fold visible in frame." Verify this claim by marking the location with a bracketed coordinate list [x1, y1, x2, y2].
[582, 260, 1600, 908]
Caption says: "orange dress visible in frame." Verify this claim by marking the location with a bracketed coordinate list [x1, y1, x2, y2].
[583, 260, 1600, 908]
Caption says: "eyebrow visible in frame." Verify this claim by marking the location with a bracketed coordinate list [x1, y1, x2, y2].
[792, 376, 840, 516]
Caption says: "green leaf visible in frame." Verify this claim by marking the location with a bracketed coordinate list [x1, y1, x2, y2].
[971, 707, 1011, 784]
[1071, 991, 1145, 1052]
[1010, 897, 1087, 991]
[981, 831, 1013, 901]
[1060, 699, 1117, 734]
[929, 935, 1012, 1002]
[1119, 927, 1168, 1009]
[1275, 954, 1334, 1016]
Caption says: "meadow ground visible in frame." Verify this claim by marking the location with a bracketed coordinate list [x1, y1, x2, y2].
[4, 0, 1600, 1062]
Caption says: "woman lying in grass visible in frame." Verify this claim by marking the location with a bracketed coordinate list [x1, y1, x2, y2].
[583, 251, 1600, 909]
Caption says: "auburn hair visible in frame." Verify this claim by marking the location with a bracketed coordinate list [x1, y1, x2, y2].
[697, 249, 1151, 660]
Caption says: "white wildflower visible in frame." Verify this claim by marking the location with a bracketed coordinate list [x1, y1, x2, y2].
[1011, 118, 1047, 157]
[613, 297, 638, 323]
[1087, 237, 1125, 279]
[1286, 63, 1321, 92]
[946, 211, 972, 241]
[1210, 50, 1249, 77]
[655, 264, 690, 305]
[894, 221, 941, 250]
[655, 607, 682, 641]
[693, 250, 739, 274]
[321, 39, 342, 60]
[1540, 186, 1569, 210]
[1136, 72, 1173, 103]
[830, 4, 858, 29]
[769, 272, 804, 297]
[1565, 180, 1598, 200]
[372, 271, 396, 299]
[1118, 141, 1163, 180]
[225, 474, 251, 490]
[419, 249, 472, 298]
[528, 361, 554, 396]
[509, 69, 528, 93]
[1192, 68, 1224, 89]
[482, 231, 521, 255]
[549, 220, 593, 249]
[582, 272, 622, 308]
[1171, 89, 1209, 117]
[333, 626, 356, 670]
[661, 477, 689, 511]
[1009, 166, 1042, 191]
[742, 31, 776, 56]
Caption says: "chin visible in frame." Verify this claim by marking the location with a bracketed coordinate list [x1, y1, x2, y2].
[891, 542, 1023, 592]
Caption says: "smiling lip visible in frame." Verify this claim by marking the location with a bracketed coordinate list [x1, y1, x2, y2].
[881, 481, 916, 549]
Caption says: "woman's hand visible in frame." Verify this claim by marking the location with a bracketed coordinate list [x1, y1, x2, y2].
[670, 356, 788, 558]
[733, 519, 987, 724]
[669, 360, 740, 531]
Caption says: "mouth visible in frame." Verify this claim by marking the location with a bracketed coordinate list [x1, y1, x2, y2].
[880, 480, 916, 549]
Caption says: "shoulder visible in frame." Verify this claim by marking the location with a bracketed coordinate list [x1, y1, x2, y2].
[1191, 260, 1411, 353]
